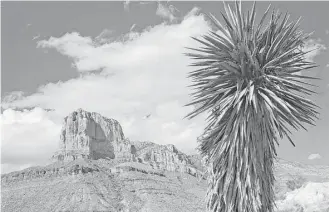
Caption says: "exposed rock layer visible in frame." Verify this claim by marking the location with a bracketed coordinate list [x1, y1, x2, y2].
[2, 158, 329, 212]
[52, 109, 205, 178]
[132, 141, 205, 178]
[1, 160, 207, 212]
[53, 108, 133, 162]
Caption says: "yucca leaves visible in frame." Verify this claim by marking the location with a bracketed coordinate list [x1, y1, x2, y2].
[185, 1, 319, 212]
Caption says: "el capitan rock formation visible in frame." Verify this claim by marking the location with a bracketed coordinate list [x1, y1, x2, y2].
[52, 108, 134, 162]
[52, 109, 205, 178]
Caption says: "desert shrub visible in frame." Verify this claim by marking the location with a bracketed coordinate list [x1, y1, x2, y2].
[286, 175, 307, 190]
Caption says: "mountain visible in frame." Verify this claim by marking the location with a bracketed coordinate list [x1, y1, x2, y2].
[52, 108, 132, 162]
[1, 158, 208, 212]
[50, 109, 205, 177]
[1, 109, 329, 212]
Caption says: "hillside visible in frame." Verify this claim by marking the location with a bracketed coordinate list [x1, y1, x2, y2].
[1, 109, 328, 212]
[1, 159, 207, 212]
[2, 157, 329, 212]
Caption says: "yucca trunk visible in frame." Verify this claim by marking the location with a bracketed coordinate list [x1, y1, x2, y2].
[204, 108, 277, 212]
[185, 1, 318, 212]
[207, 155, 275, 212]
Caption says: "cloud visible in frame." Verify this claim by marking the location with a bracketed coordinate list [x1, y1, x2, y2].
[156, 3, 177, 22]
[36, 13, 208, 73]
[326, 63, 329, 68]
[325, 29, 329, 35]
[2, 11, 210, 173]
[1, 108, 62, 174]
[303, 39, 327, 62]
[308, 153, 322, 160]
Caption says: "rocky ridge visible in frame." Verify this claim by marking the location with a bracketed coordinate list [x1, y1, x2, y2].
[1, 159, 207, 212]
[52, 108, 132, 161]
[51, 109, 206, 179]
[1, 109, 329, 212]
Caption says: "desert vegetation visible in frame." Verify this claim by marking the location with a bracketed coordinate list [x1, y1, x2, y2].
[185, 1, 319, 212]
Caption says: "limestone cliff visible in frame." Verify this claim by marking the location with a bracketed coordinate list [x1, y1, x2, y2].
[131, 141, 205, 179]
[52, 109, 205, 178]
[52, 108, 134, 161]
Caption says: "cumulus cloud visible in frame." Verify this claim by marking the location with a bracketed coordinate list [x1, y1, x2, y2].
[37, 13, 207, 72]
[308, 153, 322, 160]
[1, 108, 62, 174]
[2, 11, 211, 173]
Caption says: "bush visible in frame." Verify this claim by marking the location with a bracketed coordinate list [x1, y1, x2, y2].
[286, 175, 307, 191]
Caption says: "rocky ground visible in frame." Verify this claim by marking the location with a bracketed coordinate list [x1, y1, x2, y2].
[1, 159, 207, 212]
[1, 158, 329, 212]
[2, 109, 328, 212]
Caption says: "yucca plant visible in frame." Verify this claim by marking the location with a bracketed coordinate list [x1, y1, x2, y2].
[185, 1, 319, 212]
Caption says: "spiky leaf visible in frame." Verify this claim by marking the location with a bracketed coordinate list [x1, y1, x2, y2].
[185, 1, 319, 212]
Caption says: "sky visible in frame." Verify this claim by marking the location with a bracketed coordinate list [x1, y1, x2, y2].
[1, 1, 329, 174]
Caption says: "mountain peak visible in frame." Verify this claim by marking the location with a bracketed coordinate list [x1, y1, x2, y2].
[53, 109, 130, 161]
[52, 109, 205, 178]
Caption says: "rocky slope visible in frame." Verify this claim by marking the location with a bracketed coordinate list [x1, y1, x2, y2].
[131, 141, 205, 179]
[1, 159, 207, 212]
[1, 109, 329, 212]
[2, 157, 329, 212]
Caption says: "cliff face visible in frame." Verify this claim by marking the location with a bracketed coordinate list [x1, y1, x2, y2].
[50, 109, 205, 178]
[53, 108, 133, 161]
[132, 141, 205, 178]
